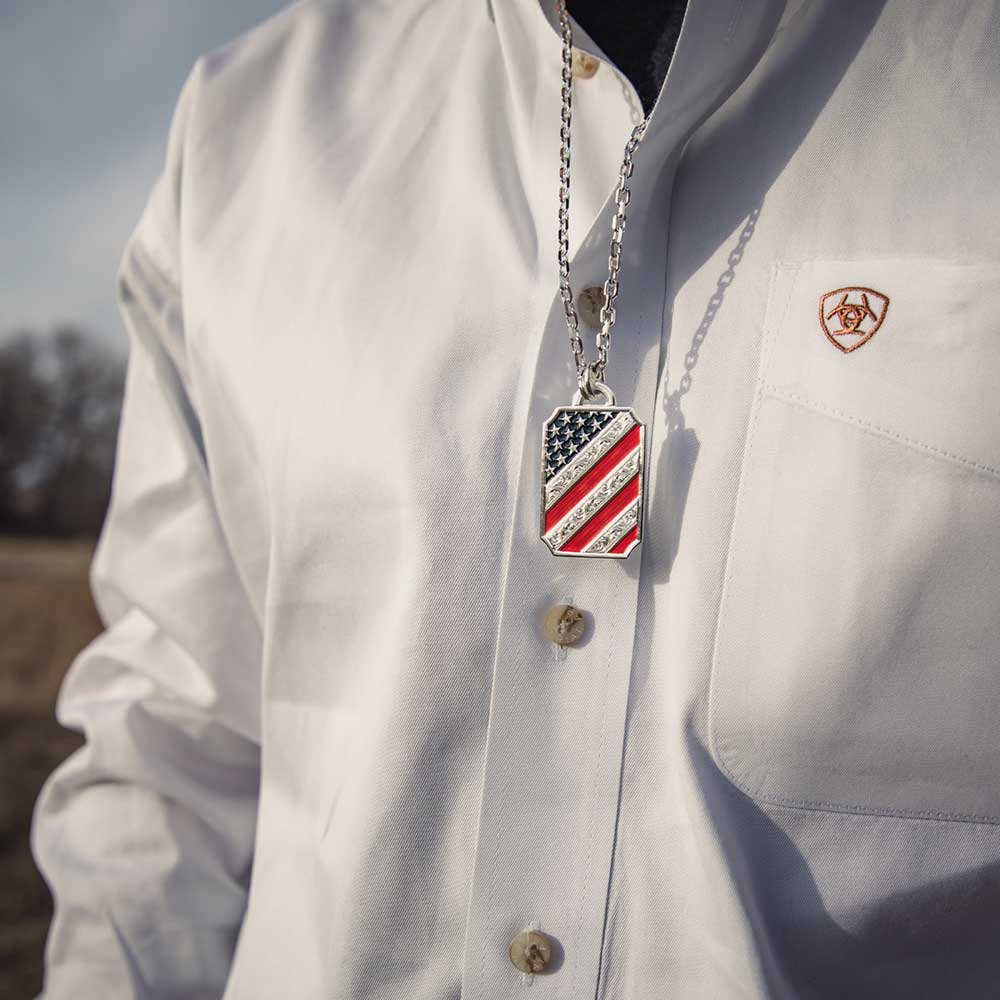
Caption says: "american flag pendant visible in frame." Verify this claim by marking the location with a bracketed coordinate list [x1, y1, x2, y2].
[540, 399, 645, 558]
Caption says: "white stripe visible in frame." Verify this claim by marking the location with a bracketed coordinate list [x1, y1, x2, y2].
[582, 498, 639, 554]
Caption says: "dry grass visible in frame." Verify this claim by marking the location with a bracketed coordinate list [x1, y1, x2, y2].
[0, 535, 99, 999]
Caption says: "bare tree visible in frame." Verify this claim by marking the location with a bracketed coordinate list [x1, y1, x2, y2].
[0, 326, 125, 537]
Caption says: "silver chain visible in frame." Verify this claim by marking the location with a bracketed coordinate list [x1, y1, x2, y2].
[556, 0, 649, 400]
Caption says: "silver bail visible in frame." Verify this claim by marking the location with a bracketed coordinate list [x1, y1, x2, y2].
[571, 371, 616, 407]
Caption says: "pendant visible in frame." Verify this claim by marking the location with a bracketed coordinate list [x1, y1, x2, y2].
[540, 381, 645, 559]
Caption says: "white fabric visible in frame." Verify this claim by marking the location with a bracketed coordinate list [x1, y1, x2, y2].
[30, 0, 1000, 996]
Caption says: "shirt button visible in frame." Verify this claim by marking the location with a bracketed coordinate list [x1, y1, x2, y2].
[509, 928, 554, 973]
[577, 285, 606, 329]
[542, 603, 586, 646]
[571, 48, 600, 79]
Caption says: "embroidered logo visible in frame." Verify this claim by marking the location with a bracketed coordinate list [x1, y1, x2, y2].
[818, 286, 890, 353]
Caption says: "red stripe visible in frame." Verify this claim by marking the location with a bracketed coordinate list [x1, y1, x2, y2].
[559, 473, 640, 553]
[545, 423, 640, 532]
[608, 524, 638, 555]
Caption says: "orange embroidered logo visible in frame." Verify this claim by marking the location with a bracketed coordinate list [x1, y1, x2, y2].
[818, 286, 890, 353]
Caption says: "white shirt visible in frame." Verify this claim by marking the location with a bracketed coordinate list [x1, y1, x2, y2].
[31, 1, 1000, 996]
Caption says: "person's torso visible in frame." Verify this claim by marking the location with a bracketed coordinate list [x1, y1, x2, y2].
[173, 1, 1000, 995]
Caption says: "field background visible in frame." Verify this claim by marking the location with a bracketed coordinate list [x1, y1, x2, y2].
[0, 536, 97, 999]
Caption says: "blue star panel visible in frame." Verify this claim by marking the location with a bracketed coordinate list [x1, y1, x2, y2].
[543, 408, 618, 479]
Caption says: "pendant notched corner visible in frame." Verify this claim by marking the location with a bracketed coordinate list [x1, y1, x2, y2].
[540, 404, 645, 559]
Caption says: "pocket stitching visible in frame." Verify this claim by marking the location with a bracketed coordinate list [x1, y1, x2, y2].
[763, 383, 1000, 482]
[710, 391, 1000, 826]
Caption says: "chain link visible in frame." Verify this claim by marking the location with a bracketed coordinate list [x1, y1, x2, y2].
[556, 0, 648, 399]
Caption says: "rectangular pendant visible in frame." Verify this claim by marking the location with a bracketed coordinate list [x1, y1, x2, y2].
[541, 403, 645, 558]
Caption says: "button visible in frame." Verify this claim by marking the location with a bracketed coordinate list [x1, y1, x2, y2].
[509, 928, 553, 973]
[542, 603, 586, 646]
[571, 48, 600, 79]
[577, 285, 606, 329]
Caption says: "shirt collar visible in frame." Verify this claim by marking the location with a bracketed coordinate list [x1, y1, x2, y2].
[487, 0, 789, 273]
[506, 0, 790, 154]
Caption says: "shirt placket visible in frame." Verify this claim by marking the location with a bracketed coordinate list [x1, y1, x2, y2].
[458, 48, 669, 1000]
[460, 2, 778, 995]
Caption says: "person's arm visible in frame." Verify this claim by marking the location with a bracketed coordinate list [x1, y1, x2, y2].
[31, 58, 262, 998]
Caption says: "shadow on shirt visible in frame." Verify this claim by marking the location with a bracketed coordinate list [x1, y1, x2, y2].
[686, 727, 1000, 995]
[633, 0, 890, 586]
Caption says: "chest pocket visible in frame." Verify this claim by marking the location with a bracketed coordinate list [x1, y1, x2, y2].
[709, 259, 1000, 823]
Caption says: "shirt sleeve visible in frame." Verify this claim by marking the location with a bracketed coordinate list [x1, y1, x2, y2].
[30, 57, 263, 999]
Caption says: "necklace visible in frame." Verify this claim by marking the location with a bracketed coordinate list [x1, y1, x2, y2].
[541, 0, 650, 559]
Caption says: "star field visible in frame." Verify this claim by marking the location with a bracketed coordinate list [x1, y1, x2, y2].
[544, 408, 618, 479]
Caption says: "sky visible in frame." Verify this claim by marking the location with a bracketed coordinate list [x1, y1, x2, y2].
[1, 1, 289, 352]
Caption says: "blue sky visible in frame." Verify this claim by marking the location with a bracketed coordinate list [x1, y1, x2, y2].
[1, 1, 289, 350]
